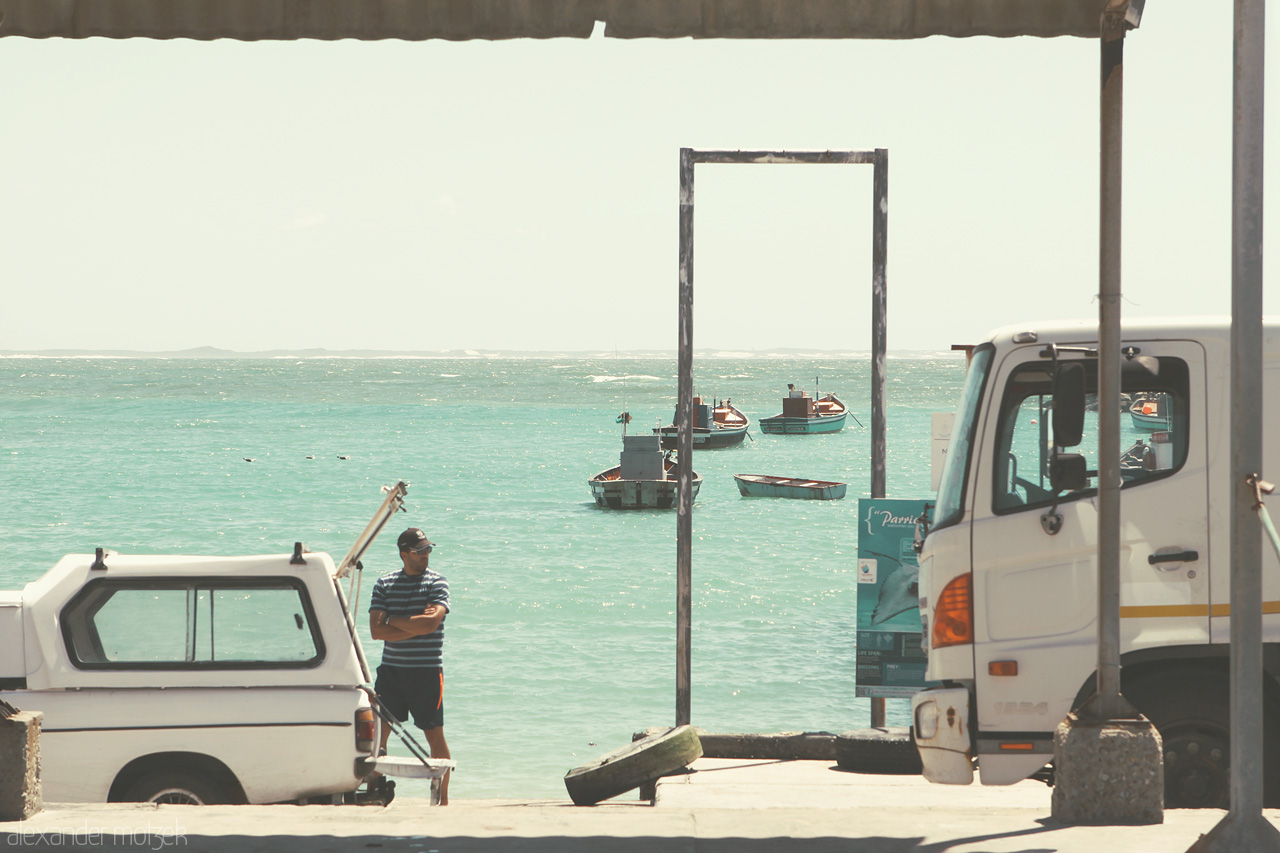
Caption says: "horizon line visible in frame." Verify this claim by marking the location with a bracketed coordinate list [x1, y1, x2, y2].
[0, 345, 967, 360]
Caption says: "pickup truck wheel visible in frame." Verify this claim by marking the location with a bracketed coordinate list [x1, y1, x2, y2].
[1124, 669, 1230, 809]
[835, 728, 922, 775]
[123, 770, 230, 805]
[564, 725, 702, 806]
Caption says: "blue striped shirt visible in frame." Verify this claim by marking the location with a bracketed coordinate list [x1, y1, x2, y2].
[369, 568, 450, 668]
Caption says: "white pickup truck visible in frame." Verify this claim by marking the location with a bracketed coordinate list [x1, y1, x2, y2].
[0, 484, 447, 805]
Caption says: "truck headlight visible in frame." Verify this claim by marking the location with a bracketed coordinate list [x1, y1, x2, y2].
[915, 699, 939, 740]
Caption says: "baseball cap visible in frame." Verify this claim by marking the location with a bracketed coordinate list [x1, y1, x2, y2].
[397, 527, 435, 553]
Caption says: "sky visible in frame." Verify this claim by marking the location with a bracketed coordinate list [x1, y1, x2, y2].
[0, 4, 1274, 354]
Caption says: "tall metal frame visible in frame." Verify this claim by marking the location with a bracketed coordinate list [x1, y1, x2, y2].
[675, 148, 888, 726]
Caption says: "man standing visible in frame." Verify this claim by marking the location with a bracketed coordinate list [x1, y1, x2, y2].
[369, 527, 452, 804]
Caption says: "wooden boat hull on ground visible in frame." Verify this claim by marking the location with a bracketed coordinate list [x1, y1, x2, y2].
[589, 465, 703, 509]
[733, 474, 847, 500]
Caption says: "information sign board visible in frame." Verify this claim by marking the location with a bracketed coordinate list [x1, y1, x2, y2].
[856, 498, 936, 698]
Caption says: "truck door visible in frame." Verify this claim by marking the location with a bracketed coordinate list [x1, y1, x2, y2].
[968, 340, 1208, 782]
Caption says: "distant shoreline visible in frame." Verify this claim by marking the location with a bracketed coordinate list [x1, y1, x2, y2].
[0, 347, 964, 360]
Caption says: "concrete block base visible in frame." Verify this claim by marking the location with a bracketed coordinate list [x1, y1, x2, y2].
[1051, 711, 1163, 825]
[0, 710, 43, 821]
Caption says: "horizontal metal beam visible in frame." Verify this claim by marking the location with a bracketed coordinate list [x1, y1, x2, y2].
[689, 150, 880, 165]
[0, 0, 1109, 41]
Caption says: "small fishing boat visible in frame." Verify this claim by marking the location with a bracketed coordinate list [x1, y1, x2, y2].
[654, 397, 750, 449]
[733, 474, 847, 500]
[590, 415, 701, 509]
[1129, 394, 1172, 431]
[759, 383, 849, 435]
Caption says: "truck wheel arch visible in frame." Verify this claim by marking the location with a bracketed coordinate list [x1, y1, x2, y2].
[108, 752, 246, 805]
[1069, 654, 1280, 808]
[1069, 646, 1280, 711]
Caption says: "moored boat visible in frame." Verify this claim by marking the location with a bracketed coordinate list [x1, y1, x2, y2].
[589, 422, 701, 509]
[654, 397, 750, 449]
[733, 473, 847, 500]
[759, 384, 849, 435]
[1128, 393, 1172, 431]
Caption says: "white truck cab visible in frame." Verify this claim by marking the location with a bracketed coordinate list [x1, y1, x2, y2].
[0, 546, 381, 804]
[911, 318, 1280, 809]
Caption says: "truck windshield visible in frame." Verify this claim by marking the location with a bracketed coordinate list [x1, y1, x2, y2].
[933, 344, 994, 530]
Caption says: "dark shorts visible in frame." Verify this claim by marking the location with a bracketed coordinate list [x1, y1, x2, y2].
[375, 664, 444, 731]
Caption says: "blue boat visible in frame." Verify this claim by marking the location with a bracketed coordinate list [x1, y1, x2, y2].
[733, 474, 847, 500]
[759, 385, 849, 435]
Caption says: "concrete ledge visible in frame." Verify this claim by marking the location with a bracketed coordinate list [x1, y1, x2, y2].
[634, 728, 836, 760]
[0, 710, 43, 821]
[2, 766, 1275, 853]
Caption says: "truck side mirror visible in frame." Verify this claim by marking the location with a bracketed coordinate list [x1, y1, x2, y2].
[1049, 453, 1088, 492]
[1053, 363, 1086, 449]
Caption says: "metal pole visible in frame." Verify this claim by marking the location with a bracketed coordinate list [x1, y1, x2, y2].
[869, 148, 889, 729]
[1082, 4, 1135, 722]
[676, 148, 695, 727]
[1228, 0, 1269, 814]
[870, 149, 888, 502]
[1191, 1, 1280, 849]
[1227, 0, 1268, 819]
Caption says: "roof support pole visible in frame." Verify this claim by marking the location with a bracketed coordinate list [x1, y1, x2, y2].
[1051, 0, 1164, 825]
[1188, 0, 1280, 847]
[1080, 0, 1137, 725]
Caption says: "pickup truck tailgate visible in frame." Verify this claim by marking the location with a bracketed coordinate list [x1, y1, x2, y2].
[373, 756, 455, 779]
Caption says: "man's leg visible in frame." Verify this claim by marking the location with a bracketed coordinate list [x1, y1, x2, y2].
[378, 718, 392, 755]
[422, 726, 451, 805]
[374, 665, 406, 757]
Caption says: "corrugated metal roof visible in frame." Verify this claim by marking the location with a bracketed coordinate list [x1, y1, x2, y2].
[0, 0, 1108, 41]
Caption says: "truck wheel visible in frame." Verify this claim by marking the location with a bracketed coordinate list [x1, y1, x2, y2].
[834, 728, 922, 775]
[122, 770, 230, 805]
[563, 725, 702, 806]
[1124, 669, 1230, 809]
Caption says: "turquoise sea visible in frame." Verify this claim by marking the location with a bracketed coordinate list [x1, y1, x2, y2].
[0, 353, 965, 800]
